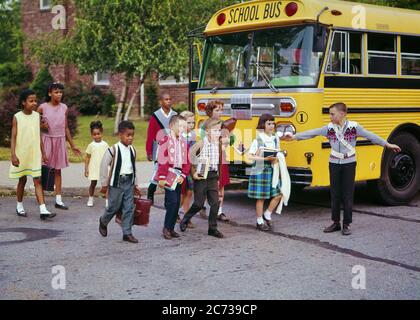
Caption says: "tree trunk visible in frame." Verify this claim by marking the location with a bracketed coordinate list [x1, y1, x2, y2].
[123, 75, 144, 121]
[140, 76, 145, 118]
[114, 76, 129, 134]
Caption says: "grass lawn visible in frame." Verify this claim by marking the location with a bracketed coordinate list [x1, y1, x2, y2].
[0, 116, 148, 163]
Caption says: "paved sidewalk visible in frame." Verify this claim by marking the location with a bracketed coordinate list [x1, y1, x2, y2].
[0, 161, 155, 190]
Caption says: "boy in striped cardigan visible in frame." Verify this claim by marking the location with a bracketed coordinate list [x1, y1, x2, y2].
[98, 121, 141, 243]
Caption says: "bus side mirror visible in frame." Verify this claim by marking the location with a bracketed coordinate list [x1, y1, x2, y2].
[189, 42, 203, 111]
[314, 25, 327, 52]
[190, 42, 203, 83]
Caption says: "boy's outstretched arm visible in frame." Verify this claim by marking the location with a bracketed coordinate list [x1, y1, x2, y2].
[357, 125, 401, 153]
[284, 126, 328, 141]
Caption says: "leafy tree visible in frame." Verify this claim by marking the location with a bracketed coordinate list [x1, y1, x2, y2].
[64, 0, 240, 133]
[30, 67, 54, 102]
[347, 0, 420, 9]
[0, 0, 22, 64]
[0, 0, 32, 89]
[0, 62, 32, 89]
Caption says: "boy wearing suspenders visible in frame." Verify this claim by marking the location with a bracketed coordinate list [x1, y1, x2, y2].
[285, 102, 401, 235]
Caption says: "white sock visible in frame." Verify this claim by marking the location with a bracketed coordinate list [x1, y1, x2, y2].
[218, 206, 223, 215]
[88, 196, 94, 202]
[257, 217, 264, 225]
[56, 195, 63, 205]
[17, 202, 24, 211]
[40, 204, 50, 215]
[263, 209, 272, 221]
[105, 199, 108, 208]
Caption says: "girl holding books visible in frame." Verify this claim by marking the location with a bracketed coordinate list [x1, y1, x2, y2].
[247, 114, 283, 231]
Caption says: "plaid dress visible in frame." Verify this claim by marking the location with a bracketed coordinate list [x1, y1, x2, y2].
[248, 164, 281, 199]
[247, 134, 281, 199]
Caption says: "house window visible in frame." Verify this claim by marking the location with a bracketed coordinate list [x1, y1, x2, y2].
[367, 33, 397, 75]
[94, 72, 110, 86]
[159, 75, 189, 86]
[40, 0, 52, 10]
[401, 36, 420, 76]
[326, 31, 362, 75]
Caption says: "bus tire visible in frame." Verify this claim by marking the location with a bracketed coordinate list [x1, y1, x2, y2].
[368, 133, 420, 206]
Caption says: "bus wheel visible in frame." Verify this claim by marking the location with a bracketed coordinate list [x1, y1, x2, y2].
[368, 133, 420, 205]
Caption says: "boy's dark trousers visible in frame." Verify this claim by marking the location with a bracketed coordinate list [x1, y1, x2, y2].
[101, 175, 135, 236]
[329, 162, 357, 226]
[183, 171, 219, 231]
[147, 161, 158, 201]
[164, 184, 182, 231]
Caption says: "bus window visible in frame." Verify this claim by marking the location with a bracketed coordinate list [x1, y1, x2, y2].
[327, 31, 362, 74]
[200, 24, 327, 89]
[401, 35, 420, 76]
[327, 31, 347, 73]
[349, 33, 362, 74]
[368, 33, 397, 75]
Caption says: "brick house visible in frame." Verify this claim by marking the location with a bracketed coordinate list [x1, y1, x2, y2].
[21, 0, 189, 117]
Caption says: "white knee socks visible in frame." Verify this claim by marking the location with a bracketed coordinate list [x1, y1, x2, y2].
[263, 209, 272, 221]
[56, 195, 64, 205]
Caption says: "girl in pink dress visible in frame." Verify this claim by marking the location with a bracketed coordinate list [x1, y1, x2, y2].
[38, 83, 81, 210]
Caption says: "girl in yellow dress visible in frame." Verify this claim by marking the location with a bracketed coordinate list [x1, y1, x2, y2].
[84, 121, 109, 207]
[9, 89, 55, 220]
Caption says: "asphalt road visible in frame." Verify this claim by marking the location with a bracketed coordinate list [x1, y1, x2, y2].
[0, 184, 419, 300]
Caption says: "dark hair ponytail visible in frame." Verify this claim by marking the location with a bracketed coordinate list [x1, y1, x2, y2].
[90, 120, 103, 132]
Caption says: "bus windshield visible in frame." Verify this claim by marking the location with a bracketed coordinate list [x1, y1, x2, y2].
[200, 24, 328, 89]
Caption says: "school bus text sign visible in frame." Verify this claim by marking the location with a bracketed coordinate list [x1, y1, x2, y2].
[205, 1, 306, 35]
[227, 1, 282, 24]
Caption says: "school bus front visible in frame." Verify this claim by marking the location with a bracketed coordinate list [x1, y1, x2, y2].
[193, 0, 420, 204]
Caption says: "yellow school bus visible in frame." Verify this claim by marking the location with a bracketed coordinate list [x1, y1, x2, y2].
[191, 0, 420, 205]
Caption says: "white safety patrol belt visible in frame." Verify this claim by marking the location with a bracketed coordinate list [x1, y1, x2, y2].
[331, 123, 356, 159]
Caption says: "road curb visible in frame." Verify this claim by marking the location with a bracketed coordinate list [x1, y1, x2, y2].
[0, 180, 248, 197]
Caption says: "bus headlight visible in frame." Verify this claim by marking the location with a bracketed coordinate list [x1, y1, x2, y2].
[276, 123, 296, 138]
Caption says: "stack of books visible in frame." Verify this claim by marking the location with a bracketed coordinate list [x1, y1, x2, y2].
[196, 158, 210, 179]
[258, 147, 279, 158]
[153, 168, 182, 191]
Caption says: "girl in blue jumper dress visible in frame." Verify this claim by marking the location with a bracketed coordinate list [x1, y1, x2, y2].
[248, 114, 283, 232]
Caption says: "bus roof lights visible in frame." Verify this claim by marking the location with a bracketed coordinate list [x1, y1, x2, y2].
[285, 2, 298, 17]
[217, 13, 226, 26]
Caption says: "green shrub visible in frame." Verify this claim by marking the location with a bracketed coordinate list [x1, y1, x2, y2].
[64, 81, 116, 116]
[173, 102, 189, 114]
[144, 81, 159, 116]
[0, 62, 32, 89]
[67, 106, 79, 137]
[30, 67, 53, 101]
[0, 85, 21, 147]
[0, 84, 79, 147]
